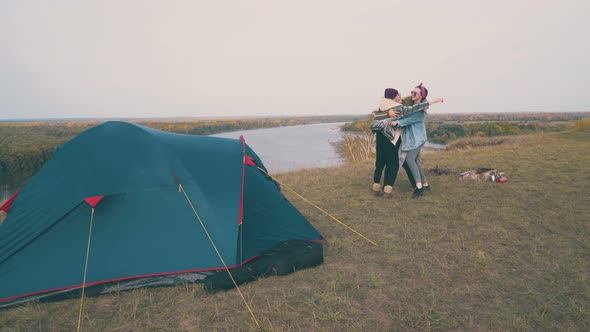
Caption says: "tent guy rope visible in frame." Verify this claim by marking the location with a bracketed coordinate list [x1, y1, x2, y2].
[178, 183, 262, 329]
[255, 167, 378, 247]
[76, 207, 95, 332]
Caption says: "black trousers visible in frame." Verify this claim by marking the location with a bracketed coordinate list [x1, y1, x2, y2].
[373, 132, 416, 187]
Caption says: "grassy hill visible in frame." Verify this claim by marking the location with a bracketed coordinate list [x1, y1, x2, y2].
[1, 130, 589, 331]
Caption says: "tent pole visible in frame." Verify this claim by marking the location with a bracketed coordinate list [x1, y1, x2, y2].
[240, 224, 243, 263]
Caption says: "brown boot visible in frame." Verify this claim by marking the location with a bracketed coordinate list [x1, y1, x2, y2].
[371, 183, 383, 196]
[383, 185, 394, 198]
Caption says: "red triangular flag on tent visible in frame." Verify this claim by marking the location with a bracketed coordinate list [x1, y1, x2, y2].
[1, 191, 20, 213]
[245, 155, 256, 166]
[84, 196, 104, 207]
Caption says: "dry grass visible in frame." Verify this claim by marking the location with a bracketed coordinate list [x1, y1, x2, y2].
[1, 131, 589, 331]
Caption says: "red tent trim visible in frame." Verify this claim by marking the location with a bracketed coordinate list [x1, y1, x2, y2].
[84, 196, 104, 207]
[1, 191, 20, 214]
[0, 253, 266, 303]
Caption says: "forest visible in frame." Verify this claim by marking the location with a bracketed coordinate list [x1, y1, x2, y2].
[337, 112, 589, 161]
[341, 112, 586, 143]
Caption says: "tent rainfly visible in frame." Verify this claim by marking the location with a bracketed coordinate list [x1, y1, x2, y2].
[0, 121, 324, 308]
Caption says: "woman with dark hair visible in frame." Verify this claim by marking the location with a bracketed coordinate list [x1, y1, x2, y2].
[371, 89, 406, 196]
[390, 83, 444, 197]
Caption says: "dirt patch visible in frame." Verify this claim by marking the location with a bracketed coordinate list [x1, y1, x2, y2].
[427, 165, 453, 175]
[447, 136, 517, 150]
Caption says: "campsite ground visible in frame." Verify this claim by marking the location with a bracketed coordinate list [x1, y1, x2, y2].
[1, 129, 589, 331]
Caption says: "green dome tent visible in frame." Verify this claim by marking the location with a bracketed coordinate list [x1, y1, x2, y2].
[0, 121, 323, 308]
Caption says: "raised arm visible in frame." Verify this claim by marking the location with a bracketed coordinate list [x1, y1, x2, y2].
[391, 98, 444, 126]
[429, 98, 444, 105]
[389, 100, 431, 118]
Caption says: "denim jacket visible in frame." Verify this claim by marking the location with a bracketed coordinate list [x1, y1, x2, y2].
[396, 111, 427, 151]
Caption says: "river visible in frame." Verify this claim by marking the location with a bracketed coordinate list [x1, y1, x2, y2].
[212, 122, 346, 173]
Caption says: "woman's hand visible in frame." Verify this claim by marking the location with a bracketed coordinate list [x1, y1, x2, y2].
[388, 109, 400, 118]
[429, 98, 444, 105]
[389, 121, 398, 126]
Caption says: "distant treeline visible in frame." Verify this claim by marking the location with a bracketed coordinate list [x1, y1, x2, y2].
[0, 116, 360, 187]
[425, 121, 565, 144]
[342, 112, 588, 144]
[425, 113, 588, 143]
[426, 112, 589, 124]
[0, 122, 93, 186]
[138, 118, 311, 135]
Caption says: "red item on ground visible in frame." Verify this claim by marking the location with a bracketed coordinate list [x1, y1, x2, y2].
[496, 177, 508, 183]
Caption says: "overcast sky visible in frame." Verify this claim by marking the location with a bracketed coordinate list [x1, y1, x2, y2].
[1, 0, 589, 119]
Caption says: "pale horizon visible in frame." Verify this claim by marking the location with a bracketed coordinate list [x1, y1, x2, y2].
[2, 0, 589, 120]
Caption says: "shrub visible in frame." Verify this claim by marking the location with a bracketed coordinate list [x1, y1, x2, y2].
[574, 119, 590, 131]
[337, 119, 375, 162]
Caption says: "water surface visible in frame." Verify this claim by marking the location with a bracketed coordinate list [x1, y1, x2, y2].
[212, 122, 346, 173]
